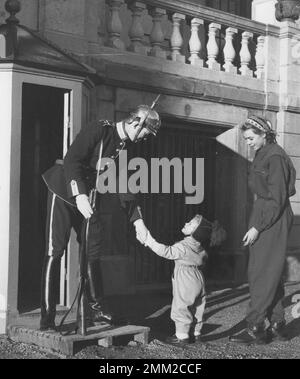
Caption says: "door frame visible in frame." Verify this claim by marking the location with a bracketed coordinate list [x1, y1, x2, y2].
[2, 63, 93, 322]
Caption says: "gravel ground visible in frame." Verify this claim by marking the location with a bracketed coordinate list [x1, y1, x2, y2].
[1, 282, 300, 359]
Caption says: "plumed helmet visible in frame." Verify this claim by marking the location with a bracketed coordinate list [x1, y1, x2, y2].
[131, 105, 161, 136]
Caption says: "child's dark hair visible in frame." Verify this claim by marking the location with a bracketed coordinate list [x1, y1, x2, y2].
[192, 215, 226, 247]
[209, 220, 227, 247]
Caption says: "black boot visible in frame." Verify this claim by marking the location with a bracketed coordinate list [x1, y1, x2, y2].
[40, 256, 60, 331]
[86, 260, 114, 324]
[229, 324, 268, 345]
[268, 321, 288, 342]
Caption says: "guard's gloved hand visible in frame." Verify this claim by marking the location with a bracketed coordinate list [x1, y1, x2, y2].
[134, 219, 148, 245]
[75, 194, 93, 219]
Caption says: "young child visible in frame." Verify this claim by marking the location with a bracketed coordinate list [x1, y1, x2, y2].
[142, 214, 226, 345]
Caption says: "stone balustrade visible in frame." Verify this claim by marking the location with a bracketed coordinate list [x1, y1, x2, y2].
[104, 0, 280, 79]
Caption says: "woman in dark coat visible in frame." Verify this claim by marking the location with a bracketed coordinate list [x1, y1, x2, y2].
[230, 115, 296, 344]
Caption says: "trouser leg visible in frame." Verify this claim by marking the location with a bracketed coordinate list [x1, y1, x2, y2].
[246, 219, 289, 328]
[267, 277, 285, 324]
[85, 259, 114, 323]
[40, 255, 61, 330]
[246, 205, 293, 328]
[171, 266, 203, 339]
[84, 209, 114, 323]
[193, 279, 206, 336]
[40, 193, 74, 330]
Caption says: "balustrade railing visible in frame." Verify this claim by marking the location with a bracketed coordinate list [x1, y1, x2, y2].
[104, 0, 280, 79]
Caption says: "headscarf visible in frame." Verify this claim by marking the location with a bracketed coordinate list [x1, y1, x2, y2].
[242, 115, 277, 142]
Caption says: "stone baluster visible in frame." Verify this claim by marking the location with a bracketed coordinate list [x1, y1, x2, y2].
[170, 13, 185, 63]
[106, 0, 125, 50]
[206, 23, 221, 70]
[127, 1, 147, 55]
[255, 36, 265, 79]
[239, 31, 253, 76]
[223, 27, 237, 74]
[188, 18, 204, 67]
[148, 7, 167, 59]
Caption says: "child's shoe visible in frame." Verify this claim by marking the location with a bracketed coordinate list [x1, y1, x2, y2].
[193, 334, 202, 343]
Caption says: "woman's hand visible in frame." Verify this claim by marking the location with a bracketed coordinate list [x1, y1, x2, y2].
[243, 227, 259, 246]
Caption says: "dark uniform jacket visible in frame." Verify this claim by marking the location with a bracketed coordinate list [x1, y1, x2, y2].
[249, 143, 296, 232]
[42, 120, 141, 224]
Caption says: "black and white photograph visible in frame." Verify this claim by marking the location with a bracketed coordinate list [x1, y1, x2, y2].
[0, 0, 300, 364]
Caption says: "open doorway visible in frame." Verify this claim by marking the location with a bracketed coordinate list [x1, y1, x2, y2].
[18, 83, 70, 313]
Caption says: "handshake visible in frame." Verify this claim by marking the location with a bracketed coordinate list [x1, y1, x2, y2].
[75, 195, 153, 246]
[134, 219, 151, 246]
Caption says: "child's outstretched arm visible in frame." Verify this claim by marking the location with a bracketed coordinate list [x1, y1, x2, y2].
[144, 231, 204, 265]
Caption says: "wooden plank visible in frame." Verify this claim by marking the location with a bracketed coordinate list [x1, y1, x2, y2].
[92, 325, 149, 338]
[7, 324, 150, 356]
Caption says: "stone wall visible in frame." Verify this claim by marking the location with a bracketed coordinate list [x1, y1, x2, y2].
[0, 0, 38, 28]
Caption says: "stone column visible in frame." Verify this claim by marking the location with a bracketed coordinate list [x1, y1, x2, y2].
[206, 22, 221, 70]
[239, 31, 254, 77]
[223, 27, 238, 74]
[255, 36, 266, 79]
[106, 0, 126, 50]
[148, 7, 167, 59]
[188, 18, 204, 67]
[127, 1, 147, 54]
[170, 13, 185, 63]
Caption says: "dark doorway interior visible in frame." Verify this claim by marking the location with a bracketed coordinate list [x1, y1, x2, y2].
[18, 83, 66, 313]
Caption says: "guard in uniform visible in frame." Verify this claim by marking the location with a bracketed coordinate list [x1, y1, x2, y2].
[40, 105, 161, 331]
[230, 115, 296, 344]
